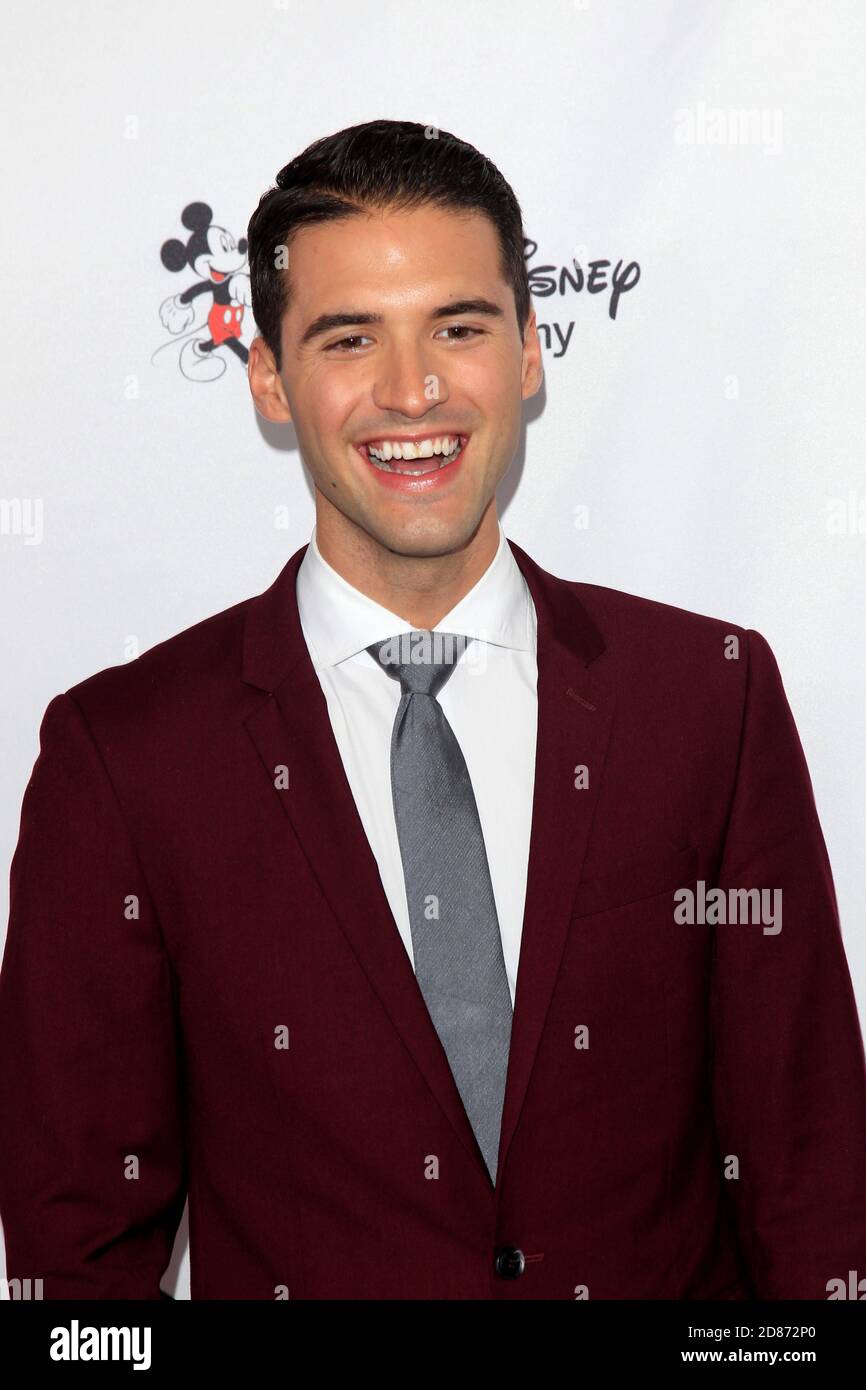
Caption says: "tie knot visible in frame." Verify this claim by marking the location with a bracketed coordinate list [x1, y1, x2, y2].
[367, 629, 472, 698]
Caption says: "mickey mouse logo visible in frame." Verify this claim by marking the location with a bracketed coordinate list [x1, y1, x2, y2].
[157, 202, 251, 382]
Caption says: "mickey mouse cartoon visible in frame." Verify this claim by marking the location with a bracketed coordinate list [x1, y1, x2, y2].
[159, 202, 252, 381]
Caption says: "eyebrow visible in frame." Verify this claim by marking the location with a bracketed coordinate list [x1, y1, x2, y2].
[298, 298, 505, 346]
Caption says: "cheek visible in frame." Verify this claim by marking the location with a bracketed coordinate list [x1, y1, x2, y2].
[481, 388, 521, 447]
[295, 371, 359, 444]
[458, 345, 521, 418]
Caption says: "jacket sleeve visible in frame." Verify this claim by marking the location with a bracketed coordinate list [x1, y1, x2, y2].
[0, 692, 186, 1298]
[709, 628, 866, 1299]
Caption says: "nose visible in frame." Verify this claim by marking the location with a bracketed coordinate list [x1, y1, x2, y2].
[372, 338, 448, 418]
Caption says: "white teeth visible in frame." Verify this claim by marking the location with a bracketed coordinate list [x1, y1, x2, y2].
[364, 435, 465, 474]
[366, 435, 461, 464]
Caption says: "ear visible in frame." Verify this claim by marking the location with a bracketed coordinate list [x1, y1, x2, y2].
[160, 238, 188, 273]
[520, 309, 544, 400]
[182, 202, 213, 231]
[247, 335, 292, 425]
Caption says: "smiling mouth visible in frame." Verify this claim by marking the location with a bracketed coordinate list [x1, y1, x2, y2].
[358, 435, 468, 475]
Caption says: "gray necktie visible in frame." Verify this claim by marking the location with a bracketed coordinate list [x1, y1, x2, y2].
[366, 629, 513, 1184]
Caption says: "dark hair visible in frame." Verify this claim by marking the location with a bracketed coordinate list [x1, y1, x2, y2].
[247, 119, 530, 372]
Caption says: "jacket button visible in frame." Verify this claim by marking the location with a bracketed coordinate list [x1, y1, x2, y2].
[494, 1245, 526, 1279]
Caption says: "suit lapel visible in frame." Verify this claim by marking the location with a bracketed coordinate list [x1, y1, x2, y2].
[241, 538, 616, 1190]
[242, 545, 490, 1180]
[494, 542, 617, 1181]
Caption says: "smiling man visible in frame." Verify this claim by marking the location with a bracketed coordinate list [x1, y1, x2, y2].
[1, 119, 865, 1302]
[246, 157, 540, 624]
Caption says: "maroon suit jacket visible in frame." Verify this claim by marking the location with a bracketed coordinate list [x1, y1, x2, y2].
[2, 539, 865, 1300]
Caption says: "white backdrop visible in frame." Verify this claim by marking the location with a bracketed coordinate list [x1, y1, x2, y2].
[2, 0, 864, 1300]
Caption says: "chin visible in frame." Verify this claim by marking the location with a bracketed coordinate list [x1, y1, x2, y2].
[372, 513, 486, 561]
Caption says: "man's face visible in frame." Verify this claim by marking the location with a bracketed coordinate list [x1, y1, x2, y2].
[249, 203, 542, 559]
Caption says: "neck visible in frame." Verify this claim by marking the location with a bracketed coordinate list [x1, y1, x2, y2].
[313, 502, 501, 629]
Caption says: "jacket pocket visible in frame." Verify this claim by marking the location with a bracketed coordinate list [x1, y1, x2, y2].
[571, 843, 700, 918]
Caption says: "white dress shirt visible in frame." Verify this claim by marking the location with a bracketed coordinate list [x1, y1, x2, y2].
[295, 521, 538, 1007]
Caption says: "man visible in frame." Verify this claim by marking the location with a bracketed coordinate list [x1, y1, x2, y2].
[1, 119, 865, 1301]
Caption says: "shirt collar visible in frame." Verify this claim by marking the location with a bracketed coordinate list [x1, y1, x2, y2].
[296, 520, 534, 671]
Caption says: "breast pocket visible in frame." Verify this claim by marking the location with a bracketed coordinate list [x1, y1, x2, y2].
[571, 843, 701, 918]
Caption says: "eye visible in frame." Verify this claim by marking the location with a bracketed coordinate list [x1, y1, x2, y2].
[324, 325, 484, 352]
[436, 324, 483, 342]
[325, 335, 372, 353]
